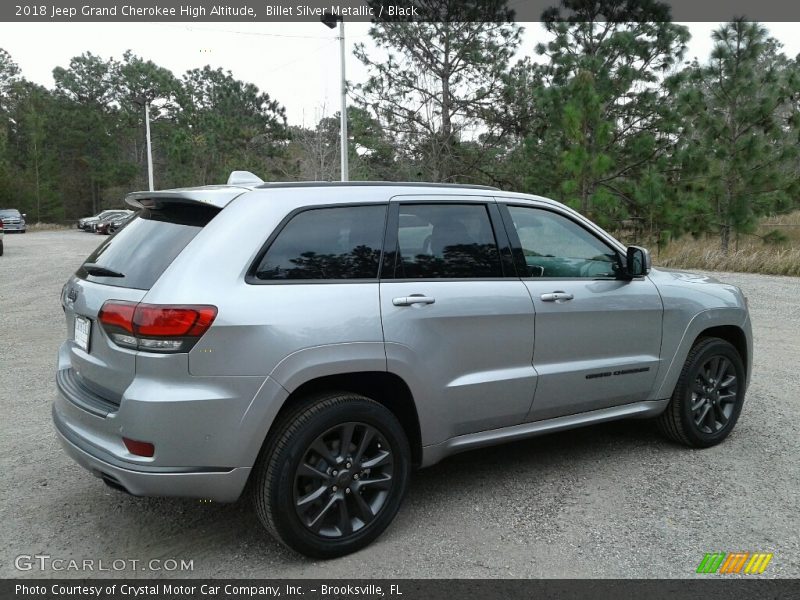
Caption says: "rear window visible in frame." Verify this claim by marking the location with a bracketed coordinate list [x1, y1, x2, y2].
[77, 204, 219, 290]
[251, 205, 387, 281]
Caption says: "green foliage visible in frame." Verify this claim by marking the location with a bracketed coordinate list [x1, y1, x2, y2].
[0, 48, 288, 220]
[762, 229, 789, 245]
[1, 7, 800, 243]
[674, 20, 800, 251]
[510, 1, 691, 233]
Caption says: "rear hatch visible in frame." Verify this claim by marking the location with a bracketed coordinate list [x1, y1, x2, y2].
[61, 189, 241, 408]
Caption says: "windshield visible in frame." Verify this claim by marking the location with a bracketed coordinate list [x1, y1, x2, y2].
[0, 210, 21, 217]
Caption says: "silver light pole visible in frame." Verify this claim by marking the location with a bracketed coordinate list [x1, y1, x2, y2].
[144, 100, 154, 191]
[134, 94, 156, 191]
[322, 12, 348, 181]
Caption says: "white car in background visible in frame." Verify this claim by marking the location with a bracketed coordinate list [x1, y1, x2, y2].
[0, 208, 26, 233]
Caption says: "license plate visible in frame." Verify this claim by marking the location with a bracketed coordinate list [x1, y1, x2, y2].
[74, 315, 91, 352]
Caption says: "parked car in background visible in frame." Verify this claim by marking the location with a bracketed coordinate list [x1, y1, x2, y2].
[108, 212, 135, 234]
[54, 174, 752, 559]
[0, 209, 26, 233]
[78, 210, 131, 232]
[96, 212, 135, 235]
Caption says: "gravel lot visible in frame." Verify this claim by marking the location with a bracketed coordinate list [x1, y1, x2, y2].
[1, 230, 798, 579]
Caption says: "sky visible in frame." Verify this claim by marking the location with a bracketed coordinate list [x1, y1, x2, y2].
[1, 21, 799, 126]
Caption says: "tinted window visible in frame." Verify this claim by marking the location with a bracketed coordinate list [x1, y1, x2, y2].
[253, 205, 387, 280]
[77, 204, 218, 290]
[391, 204, 502, 279]
[507, 206, 621, 278]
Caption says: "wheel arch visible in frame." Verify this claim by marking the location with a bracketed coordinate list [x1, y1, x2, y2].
[696, 325, 748, 376]
[653, 308, 751, 400]
[271, 371, 423, 468]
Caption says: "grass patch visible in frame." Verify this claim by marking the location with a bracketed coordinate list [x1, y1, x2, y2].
[652, 211, 800, 276]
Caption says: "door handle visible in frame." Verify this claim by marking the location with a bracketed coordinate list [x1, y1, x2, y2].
[540, 291, 574, 302]
[392, 295, 436, 307]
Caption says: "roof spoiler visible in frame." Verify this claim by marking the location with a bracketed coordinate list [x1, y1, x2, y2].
[125, 188, 248, 210]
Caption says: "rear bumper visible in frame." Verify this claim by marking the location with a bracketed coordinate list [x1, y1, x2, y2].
[53, 404, 250, 502]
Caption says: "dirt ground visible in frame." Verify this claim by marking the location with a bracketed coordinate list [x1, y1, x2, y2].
[1, 230, 798, 578]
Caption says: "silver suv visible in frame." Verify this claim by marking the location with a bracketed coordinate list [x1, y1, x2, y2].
[54, 177, 752, 558]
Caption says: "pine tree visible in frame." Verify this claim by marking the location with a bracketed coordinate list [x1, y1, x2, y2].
[675, 20, 800, 252]
[354, 0, 520, 182]
[508, 0, 689, 229]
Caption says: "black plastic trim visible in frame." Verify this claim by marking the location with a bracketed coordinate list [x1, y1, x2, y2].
[56, 368, 120, 417]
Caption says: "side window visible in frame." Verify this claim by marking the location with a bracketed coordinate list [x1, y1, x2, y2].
[391, 204, 503, 279]
[252, 205, 386, 280]
[506, 206, 621, 278]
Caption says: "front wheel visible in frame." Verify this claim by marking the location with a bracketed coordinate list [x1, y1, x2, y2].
[253, 392, 410, 558]
[657, 337, 746, 448]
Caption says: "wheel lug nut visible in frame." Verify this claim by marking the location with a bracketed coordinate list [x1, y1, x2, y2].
[345, 488, 351, 494]
[332, 470, 338, 476]
[346, 462, 352, 469]
[332, 485, 338, 492]
[353, 473, 359, 480]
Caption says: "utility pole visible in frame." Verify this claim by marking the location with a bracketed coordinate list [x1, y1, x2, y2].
[322, 12, 348, 181]
[144, 100, 154, 191]
[134, 94, 156, 190]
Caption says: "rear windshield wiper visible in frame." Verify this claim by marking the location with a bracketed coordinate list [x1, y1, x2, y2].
[83, 263, 125, 278]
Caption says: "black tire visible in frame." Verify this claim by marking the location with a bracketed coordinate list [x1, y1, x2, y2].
[253, 392, 410, 558]
[657, 337, 746, 448]
[0, 240, 3, 256]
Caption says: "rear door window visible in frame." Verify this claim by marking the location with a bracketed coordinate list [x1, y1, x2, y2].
[251, 205, 387, 281]
[77, 204, 219, 290]
[389, 203, 503, 279]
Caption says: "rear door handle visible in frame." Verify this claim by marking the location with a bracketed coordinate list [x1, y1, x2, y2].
[540, 291, 574, 302]
[392, 295, 436, 307]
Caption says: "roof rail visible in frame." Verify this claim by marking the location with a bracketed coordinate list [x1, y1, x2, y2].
[256, 181, 500, 191]
[227, 171, 264, 186]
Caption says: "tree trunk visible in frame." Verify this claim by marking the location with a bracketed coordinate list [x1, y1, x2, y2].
[438, 26, 452, 183]
[720, 221, 731, 254]
[721, 180, 733, 254]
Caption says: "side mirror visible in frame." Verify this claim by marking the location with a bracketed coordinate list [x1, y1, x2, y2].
[22, 213, 27, 219]
[625, 246, 651, 278]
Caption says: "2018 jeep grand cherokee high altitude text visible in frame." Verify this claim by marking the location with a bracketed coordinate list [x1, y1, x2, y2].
[54, 177, 752, 558]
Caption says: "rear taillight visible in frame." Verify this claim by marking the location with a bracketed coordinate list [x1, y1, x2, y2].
[98, 301, 217, 353]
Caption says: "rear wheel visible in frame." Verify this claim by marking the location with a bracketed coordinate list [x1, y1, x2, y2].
[657, 337, 746, 447]
[253, 392, 410, 558]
